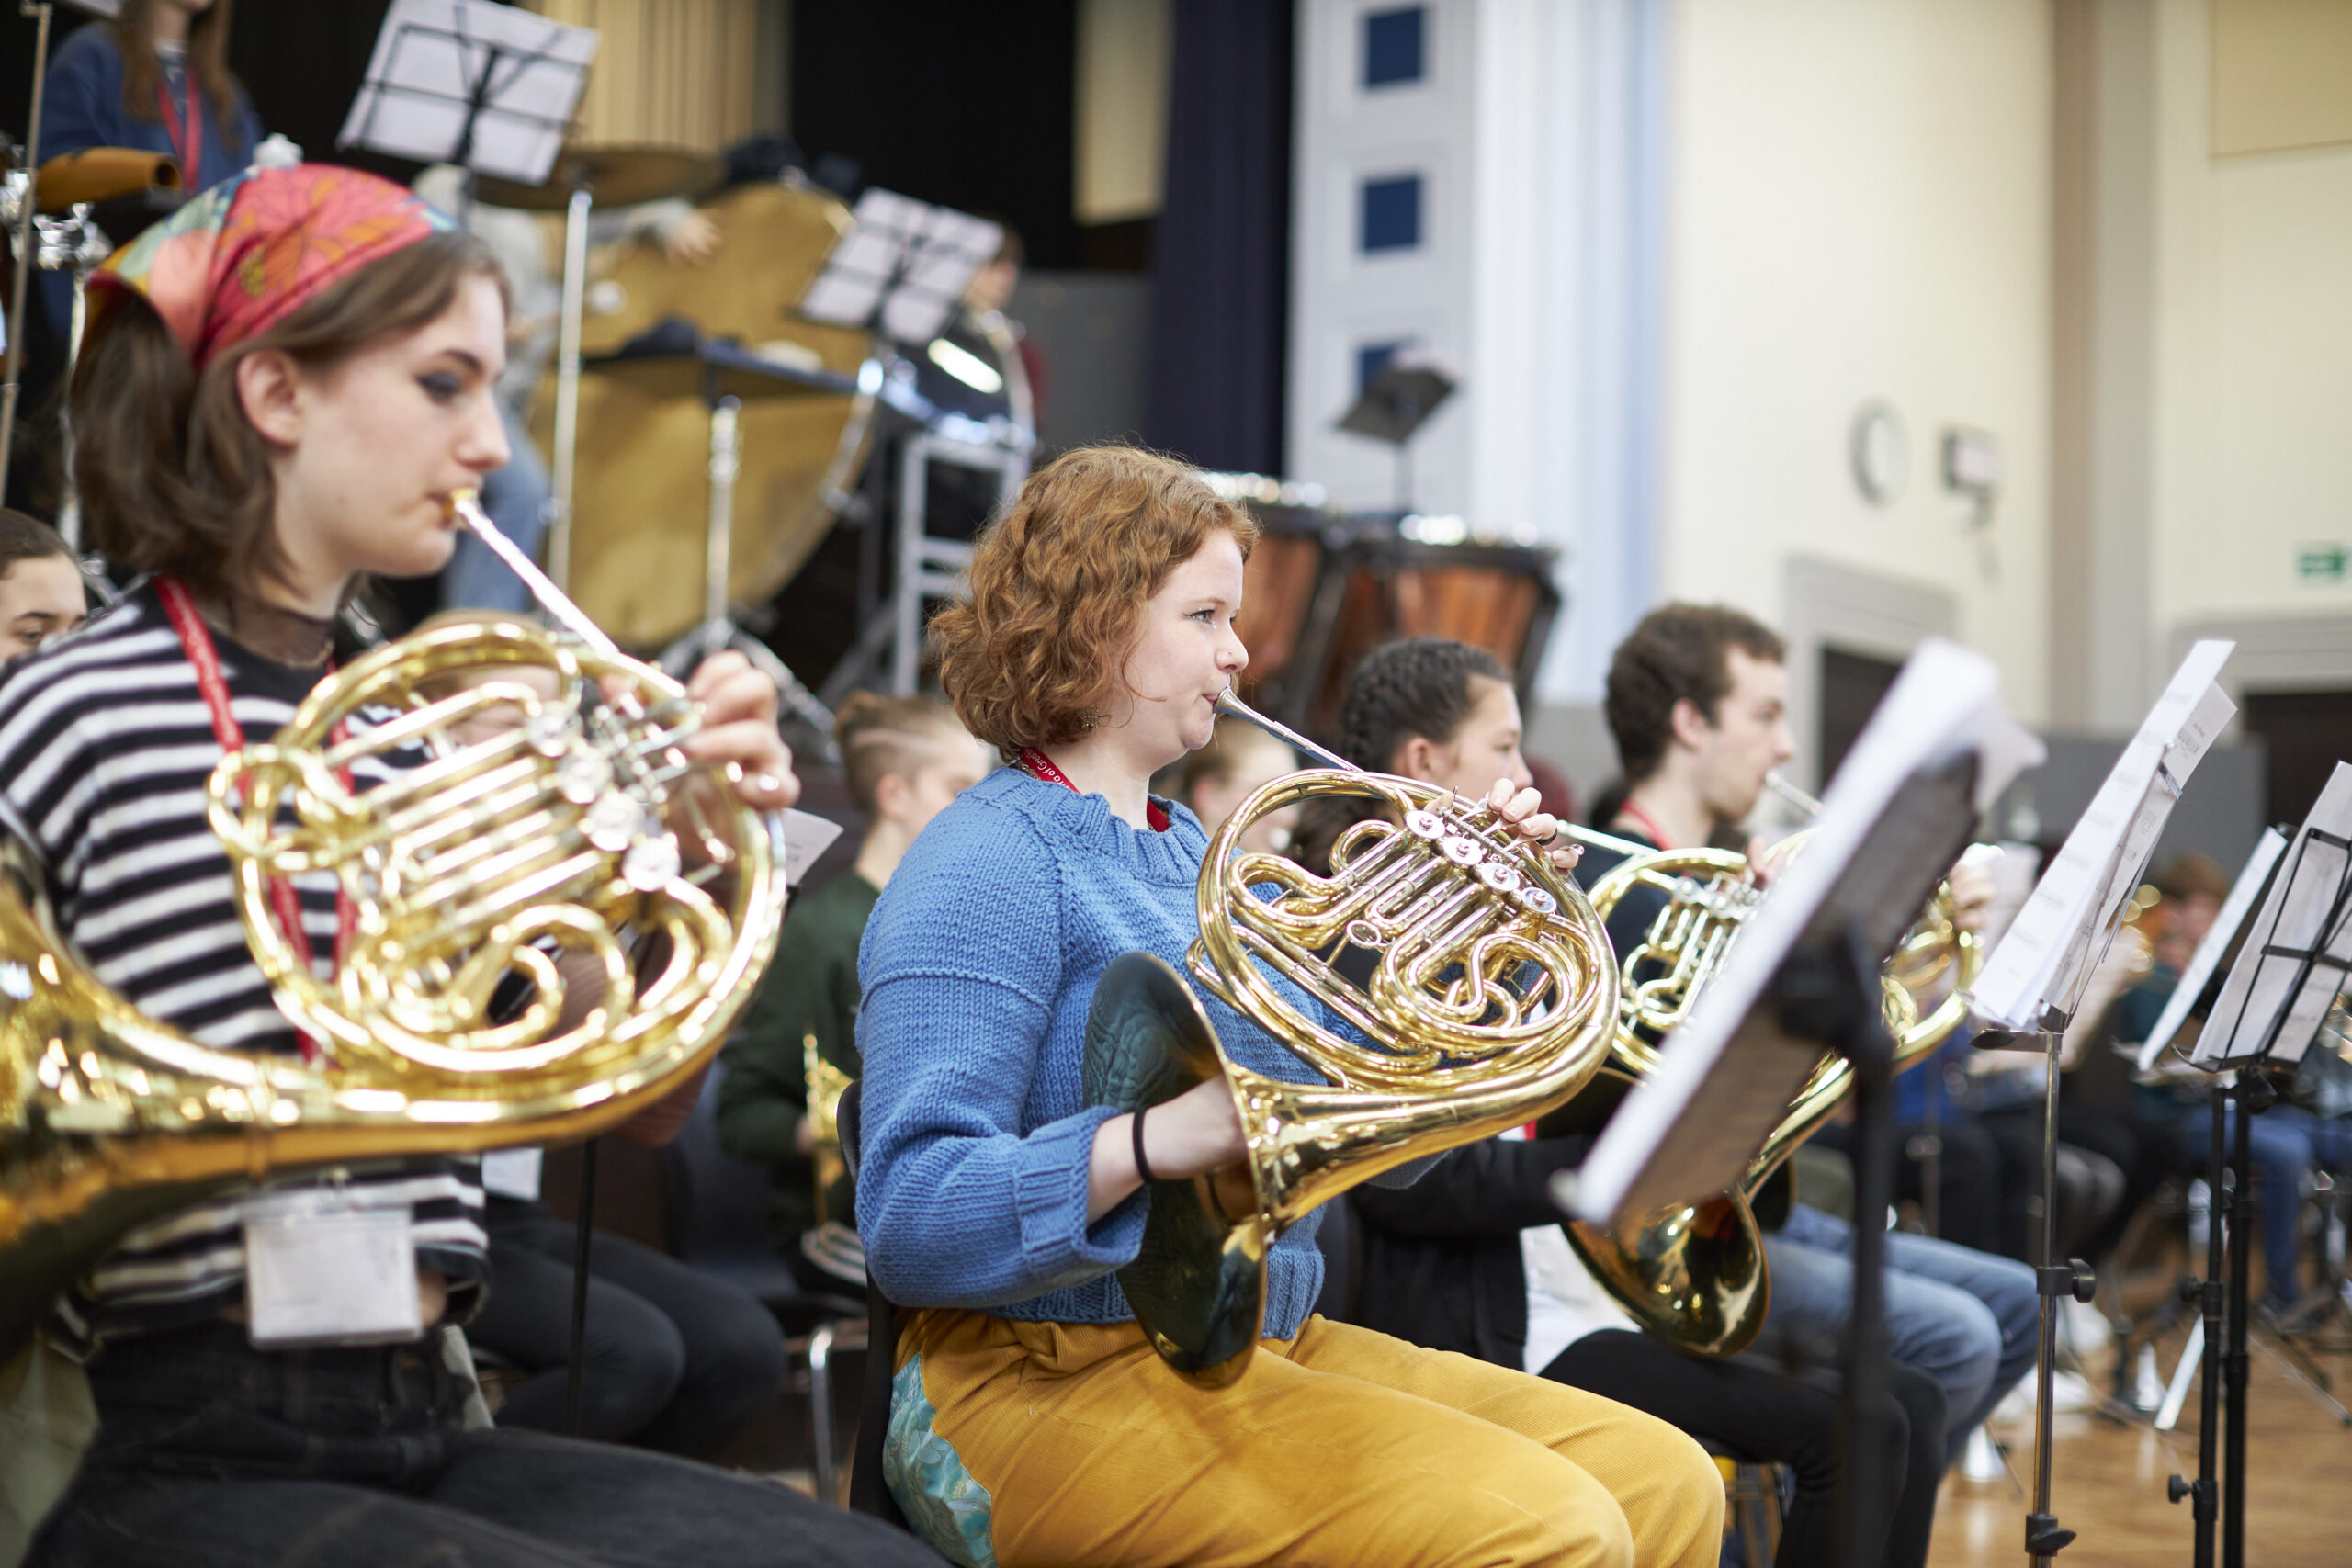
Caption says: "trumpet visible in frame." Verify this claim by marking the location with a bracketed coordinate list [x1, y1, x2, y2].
[1555, 770, 1982, 1356]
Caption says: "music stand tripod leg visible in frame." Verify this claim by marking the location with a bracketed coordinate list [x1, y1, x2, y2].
[2027, 1022, 2094, 1564]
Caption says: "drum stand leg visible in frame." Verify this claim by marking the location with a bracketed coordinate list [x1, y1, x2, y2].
[0, 0, 53, 510]
[661, 387, 838, 759]
[547, 184, 592, 595]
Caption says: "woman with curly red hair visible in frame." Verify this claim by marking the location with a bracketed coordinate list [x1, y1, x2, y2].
[854, 446, 1723, 1567]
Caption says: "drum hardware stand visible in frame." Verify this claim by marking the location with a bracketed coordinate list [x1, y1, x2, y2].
[0, 0, 54, 510]
[547, 175, 590, 592]
[653, 384, 840, 760]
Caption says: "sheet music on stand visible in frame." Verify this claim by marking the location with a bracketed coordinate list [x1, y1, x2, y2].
[2192, 761, 2352, 1068]
[2135, 828, 2289, 1073]
[1566, 639, 2043, 1226]
[799, 189, 1003, 346]
[338, 0, 596, 184]
[1968, 640, 2235, 1037]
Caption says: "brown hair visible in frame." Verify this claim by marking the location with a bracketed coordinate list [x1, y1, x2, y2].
[1602, 604, 1786, 785]
[834, 690, 971, 817]
[116, 0, 248, 158]
[933, 447, 1256, 758]
[2153, 852, 2231, 908]
[1170, 718, 1295, 806]
[0, 510, 71, 573]
[71, 231, 505, 602]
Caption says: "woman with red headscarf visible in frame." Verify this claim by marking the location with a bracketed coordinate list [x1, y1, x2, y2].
[0, 165, 935, 1568]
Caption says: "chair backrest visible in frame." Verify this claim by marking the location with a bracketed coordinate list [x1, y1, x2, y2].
[660, 1062, 797, 1278]
[1316, 1195, 1361, 1324]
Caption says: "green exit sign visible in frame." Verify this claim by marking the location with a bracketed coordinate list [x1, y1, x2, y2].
[2298, 542, 2348, 583]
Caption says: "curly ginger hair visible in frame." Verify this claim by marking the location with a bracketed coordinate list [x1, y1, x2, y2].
[933, 447, 1256, 759]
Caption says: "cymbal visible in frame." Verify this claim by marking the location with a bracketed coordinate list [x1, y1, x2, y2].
[472, 145, 725, 213]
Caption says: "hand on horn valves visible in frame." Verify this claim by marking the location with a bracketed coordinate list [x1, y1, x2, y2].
[680, 651, 800, 811]
[1484, 778, 1582, 876]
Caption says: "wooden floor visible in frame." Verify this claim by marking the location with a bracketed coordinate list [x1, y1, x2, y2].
[1927, 1322, 2352, 1567]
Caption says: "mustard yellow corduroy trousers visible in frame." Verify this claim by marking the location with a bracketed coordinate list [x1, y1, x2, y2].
[891, 1307, 1724, 1568]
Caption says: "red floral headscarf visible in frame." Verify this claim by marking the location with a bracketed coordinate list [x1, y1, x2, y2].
[89, 164, 457, 369]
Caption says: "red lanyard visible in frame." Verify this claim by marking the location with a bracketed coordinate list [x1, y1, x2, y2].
[1018, 747, 1169, 832]
[158, 579, 350, 1064]
[1615, 800, 1676, 852]
[155, 74, 203, 184]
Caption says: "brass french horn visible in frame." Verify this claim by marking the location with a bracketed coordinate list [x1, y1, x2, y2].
[1084, 694, 1621, 1387]
[1556, 773, 1981, 1356]
[0, 493, 787, 1356]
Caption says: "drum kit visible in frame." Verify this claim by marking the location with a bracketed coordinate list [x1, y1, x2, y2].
[0, 108, 1038, 740]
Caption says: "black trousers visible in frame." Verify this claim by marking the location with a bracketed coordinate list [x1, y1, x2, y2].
[30, 1321, 939, 1568]
[465, 1197, 788, 1458]
[1544, 1328, 1946, 1568]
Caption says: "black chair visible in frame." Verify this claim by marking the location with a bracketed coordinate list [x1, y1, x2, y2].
[838, 1080, 912, 1527]
[661, 1064, 866, 1497]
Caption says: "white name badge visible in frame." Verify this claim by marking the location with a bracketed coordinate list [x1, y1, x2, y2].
[481, 1146, 544, 1201]
[242, 1189, 423, 1349]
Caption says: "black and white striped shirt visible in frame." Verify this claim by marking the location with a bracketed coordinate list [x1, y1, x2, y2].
[0, 583, 488, 1355]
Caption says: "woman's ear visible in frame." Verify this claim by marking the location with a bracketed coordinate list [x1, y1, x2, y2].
[233, 348, 306, 448]
[1394, 733, 1440, 784]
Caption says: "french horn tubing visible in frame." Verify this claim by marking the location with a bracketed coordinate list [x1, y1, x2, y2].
[1555, 771, 1981, 1356]
[0, 491, 787, 1357]
[1083, 693, 1621, 1388]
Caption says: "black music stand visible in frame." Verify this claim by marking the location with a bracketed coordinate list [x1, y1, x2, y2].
[1337, 354, 1456, 513]
[1968, 640, 2238, 1564]
[2171, 762, 2352, 1568]
[1565, 638, 2039, 1568]
[585, 332, 861, 750]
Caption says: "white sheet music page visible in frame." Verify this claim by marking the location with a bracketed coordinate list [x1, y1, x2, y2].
[2137, 828, 2288, 1072]
[339, 0, 596, 183]
[1967, 640, 2234, 1032]
[800, 189, 1002, 344]
[1569, 639, 2043, 1225]
[2194, 762, 2352, 1066]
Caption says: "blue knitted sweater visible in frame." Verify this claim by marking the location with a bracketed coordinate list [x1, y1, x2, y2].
[854, 765, 1341, 1337]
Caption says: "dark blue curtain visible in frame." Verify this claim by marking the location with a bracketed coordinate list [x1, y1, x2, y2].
[1142, 0, 1294, 475]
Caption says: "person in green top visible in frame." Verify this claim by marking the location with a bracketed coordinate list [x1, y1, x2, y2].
[718, 690, 992, 1291]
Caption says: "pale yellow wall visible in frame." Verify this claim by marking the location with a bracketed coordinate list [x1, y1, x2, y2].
[2151, 0, 2352, 630]
[1075, 0, 1172, 224]
[525, 0, 763, 152]
[1661, 0, 2055, 724]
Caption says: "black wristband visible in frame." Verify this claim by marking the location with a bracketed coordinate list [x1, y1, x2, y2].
[1132, 1104, 1158, 1186]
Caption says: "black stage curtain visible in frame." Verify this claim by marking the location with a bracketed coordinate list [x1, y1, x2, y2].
[790, 0, 1079, 269]
[1142, 0, 1294, 477]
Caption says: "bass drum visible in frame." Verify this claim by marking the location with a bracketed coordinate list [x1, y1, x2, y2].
[532, 177, 876, 649]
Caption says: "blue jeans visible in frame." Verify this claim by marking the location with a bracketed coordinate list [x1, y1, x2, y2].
[444, 400, 552, 614]
[1754, 1204, 2040, 1462]
[2169, 1102, 2348, 1306]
